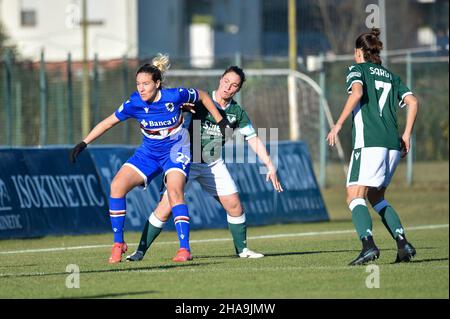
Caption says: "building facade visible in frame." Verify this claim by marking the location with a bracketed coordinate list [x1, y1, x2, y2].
[0, 0, 138, 61]
[0, 0, 447, 63]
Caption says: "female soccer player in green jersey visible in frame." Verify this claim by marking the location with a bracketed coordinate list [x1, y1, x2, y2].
[327, 28, 419, 265]
[127, 66, 283, 262]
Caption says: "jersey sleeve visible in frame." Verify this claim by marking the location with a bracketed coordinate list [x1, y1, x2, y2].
[178, 88, 200, 104]
[114, 98, 134, 121]
[237, 108, 257, 140]
[395, 76, 414, 108]
[346, 64, 364, 94]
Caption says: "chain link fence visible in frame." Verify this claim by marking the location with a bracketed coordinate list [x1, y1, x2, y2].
[2, 51, 448, 161]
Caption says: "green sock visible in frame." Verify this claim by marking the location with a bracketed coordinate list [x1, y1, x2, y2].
[227, 214, 247, 254]
[379, 216, 395, 239]
[350, 199, 373, 239]
[373, 200, 404, 240]
[137, 215, 164, 254]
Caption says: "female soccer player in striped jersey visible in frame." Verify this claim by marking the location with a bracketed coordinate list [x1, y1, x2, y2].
[126, 66, 283, 262]
[327, 28, 419, 265]
[70, 54, 230, 263]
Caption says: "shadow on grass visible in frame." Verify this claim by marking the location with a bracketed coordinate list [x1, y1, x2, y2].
[405, 257, 449, 264]
[64, 290, 158, 299]
[0, 264, 39, 268]
[193, 254, 237, 259]
[193, 245, 441, 260]
[194, 249, 379, 259]
[194, 247, 401, 259]
[0, 262, 219, 279]
[263, 249, 364, 257]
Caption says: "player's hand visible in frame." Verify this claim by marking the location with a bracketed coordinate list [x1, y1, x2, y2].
[70, 141, 87, 163]
[181, 102, 196, 113]
[400, 134, 410, 158]
[217, 118, 232, 137]
[326, 123, 342, 147]
[266, 166, 283, 193]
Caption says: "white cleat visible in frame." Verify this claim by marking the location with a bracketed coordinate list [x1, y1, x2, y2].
[238, 248, 264, 259]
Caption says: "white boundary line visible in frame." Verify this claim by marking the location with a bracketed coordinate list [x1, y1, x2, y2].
[0, 223, 448, 255]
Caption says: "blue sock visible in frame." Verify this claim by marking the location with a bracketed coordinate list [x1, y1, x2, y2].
[172, 204, 190, 251]
[109, 197, 126, 243]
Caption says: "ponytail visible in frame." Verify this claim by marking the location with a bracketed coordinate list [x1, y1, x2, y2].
[152, 53, 170, 73]
[136, 53, 171, 84]
[355, 28, 383, 65]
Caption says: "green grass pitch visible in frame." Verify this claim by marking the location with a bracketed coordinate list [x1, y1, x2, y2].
[0, 162, 448, 299]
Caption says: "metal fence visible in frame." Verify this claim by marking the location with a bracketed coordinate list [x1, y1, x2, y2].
[1, 49, 448, 189]
[318, 51, 449, 163]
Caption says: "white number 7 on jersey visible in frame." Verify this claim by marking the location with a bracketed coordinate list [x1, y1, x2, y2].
[375, 80, 392, 117]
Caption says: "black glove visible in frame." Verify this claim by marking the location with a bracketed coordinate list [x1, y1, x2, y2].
[70, 141, 87, 163]
[217, 118, 232, 137]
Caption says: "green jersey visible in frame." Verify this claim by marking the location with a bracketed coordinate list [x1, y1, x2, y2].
[345, 62, 413, 150]
[187, 91, 256, 163]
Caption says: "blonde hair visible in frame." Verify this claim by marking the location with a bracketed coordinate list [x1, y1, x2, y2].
[152, 53, 171, 73]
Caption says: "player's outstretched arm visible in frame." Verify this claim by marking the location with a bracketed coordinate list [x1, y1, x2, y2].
[326, 82, 363, 147]
[181, 102, 196, 113]
[70, 113, 120, 163]
[247, 136, 283, 193]
[197, 90, 230, 136]
[400, 94, 419, 158]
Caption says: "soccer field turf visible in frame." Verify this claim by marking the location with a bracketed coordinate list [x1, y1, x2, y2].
[0, 162, 448, 299]
[0, 222, 447, 299]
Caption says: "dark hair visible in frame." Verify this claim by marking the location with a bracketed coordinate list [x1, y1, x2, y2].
[136, 64, 163, 83]
[355, 28, 383, 65]
[135, 53, 170, 83]
[222, 66, 246, 89]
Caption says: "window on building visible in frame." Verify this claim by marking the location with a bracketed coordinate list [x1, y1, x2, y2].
[87, 0, 106, 26]
[68, 0, 105, 27]
[21, 10, 36, 27]
[20, 0, 37, 27]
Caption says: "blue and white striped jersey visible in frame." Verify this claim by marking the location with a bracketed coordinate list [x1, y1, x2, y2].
[115, 87, 199, 135]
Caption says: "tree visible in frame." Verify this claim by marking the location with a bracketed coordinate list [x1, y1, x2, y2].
[0, 22, 17, 59]
[0, 22, 7, 57]
[317, 0, 367, 55]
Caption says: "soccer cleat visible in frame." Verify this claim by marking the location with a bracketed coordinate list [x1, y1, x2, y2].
[395, 242, 416, 263]
[348, 236, 380, 266]
[108, 242, 128, 264]
[172, 248, 193, 262]
[348, 246, 380, 266]
[238, 248, 264, 259]
[126, 250, 144, 262]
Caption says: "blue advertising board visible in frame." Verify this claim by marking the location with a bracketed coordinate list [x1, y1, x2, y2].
[0, 147, 109, 239]
[228, 141, 328, 226]
[0, 141, 328, 239]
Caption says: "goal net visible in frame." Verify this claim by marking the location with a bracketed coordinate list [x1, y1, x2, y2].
[165, 68, 346, 169]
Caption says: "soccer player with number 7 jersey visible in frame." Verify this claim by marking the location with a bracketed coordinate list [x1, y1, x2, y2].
[327, 28, 419, 266]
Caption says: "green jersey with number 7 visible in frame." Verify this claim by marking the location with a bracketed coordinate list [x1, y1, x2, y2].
[345, 62, 413, 150]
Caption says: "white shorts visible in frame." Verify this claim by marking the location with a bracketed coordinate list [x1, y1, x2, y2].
[346, 147, 400, 188]
[188, 159, 239, 196]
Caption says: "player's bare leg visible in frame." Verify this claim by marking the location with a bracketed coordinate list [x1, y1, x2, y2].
[126, 192, 172, 262]
[216, 193, 264, 258]
[108, 166, 145, 263]
[347, 185, 380, 266]
[367, 187, 416, 262]
[154, 192, 172, 221]
[166, 171, 193, 262]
